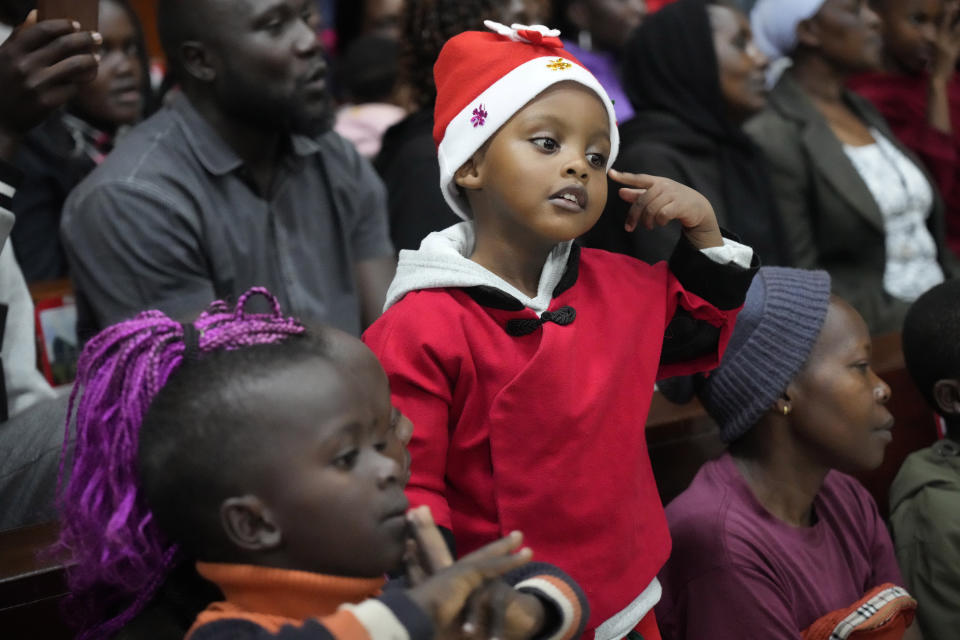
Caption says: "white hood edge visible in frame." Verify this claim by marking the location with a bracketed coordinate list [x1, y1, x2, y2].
[383, 222, 573, 316]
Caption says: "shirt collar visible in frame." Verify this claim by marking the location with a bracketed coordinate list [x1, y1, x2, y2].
[172, 92, 325, 176]
[196, 561, 386, 621]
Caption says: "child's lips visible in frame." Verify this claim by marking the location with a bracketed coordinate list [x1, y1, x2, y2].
[549, 185, 587, 211]
[380, 496, 410, 524]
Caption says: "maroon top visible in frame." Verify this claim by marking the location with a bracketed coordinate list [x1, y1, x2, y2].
[656, 453, 904, 640]
[849, 72, 960, 258]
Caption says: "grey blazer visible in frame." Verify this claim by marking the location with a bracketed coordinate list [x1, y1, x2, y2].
[746, 74, 959, 334]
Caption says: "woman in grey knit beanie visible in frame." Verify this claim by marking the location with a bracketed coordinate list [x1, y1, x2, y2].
[656, 266, 920, 640]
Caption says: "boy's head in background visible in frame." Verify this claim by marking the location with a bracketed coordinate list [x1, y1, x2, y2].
[56, 289, 412, 637]
[138, 328, 412, 578]
[902, 279, 960, 441]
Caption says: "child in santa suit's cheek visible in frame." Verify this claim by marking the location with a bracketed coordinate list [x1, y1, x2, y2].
[363, 19, 759, 640]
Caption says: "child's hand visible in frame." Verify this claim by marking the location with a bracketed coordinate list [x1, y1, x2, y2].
[404, 507, 533, 636]
[609, 169, 724, 250]
[460, 580, 546, 640]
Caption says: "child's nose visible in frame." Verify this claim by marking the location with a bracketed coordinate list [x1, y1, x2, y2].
[564, 161, 588, 180]
[374, 450, 402, 487]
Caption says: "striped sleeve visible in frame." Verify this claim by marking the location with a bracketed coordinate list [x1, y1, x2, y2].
[188, 591, 433, 640]
[506, 562, 589, 640]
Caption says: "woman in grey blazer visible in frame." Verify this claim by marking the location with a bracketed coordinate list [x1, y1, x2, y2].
[748, 0, 959, 334]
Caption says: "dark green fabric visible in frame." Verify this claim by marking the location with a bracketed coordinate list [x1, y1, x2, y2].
[888, 439, 960, 640]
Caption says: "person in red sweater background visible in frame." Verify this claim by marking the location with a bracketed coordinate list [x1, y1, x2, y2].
[850, 0, 960, 258]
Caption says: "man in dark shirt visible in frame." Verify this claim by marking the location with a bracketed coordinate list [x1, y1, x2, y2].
[61, 0, 396, 338]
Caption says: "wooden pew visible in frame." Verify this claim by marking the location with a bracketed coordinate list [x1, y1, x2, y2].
[0, 521, 70, 637]
[646, 332, 941, 516]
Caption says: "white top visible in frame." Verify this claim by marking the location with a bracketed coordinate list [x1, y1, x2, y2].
[844, 129, 945, 302]
[1, 178, 57, 417]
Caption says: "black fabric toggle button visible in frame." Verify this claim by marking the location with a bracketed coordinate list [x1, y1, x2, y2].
[505, 306, 577, 337]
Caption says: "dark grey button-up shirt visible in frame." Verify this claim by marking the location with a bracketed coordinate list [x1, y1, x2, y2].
[61, 93, 393, 338]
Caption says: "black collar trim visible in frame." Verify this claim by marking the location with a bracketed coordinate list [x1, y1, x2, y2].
[463, 243, 582, 310]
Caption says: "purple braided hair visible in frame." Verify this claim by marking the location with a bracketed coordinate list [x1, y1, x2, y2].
[53, 288, 305, 639]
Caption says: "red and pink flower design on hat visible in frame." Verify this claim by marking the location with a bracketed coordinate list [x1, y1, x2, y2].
[470, 105, 488, 127]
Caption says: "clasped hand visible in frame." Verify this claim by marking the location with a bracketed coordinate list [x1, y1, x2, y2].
[404, 506, 547, 640]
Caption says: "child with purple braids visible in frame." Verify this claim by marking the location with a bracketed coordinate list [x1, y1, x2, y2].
[54, 287, 590, 640]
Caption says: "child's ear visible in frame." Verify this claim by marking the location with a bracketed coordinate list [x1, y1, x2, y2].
[220, 495, 283, 552]
[933, 379, 960, 417]
[454, 157, 483, 191]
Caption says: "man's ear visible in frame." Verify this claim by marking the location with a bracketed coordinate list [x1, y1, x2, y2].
[933, 379, 960, 417]
[220, 495, 283, 552]
[454, 157, 483, 191]
[795, 17, 821, 49]
[181, 40, 217, 83]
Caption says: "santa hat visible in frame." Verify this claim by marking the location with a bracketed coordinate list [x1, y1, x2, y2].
[433, 21, 620, 220]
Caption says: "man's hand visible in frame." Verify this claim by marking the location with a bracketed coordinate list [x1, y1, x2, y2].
[0, 11, 100, 157]
[609, 169, 724, 249]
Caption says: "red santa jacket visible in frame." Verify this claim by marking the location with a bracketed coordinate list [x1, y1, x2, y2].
[363, 237, 755, 636]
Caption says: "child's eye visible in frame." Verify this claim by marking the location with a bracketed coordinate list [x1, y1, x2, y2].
[333, 449, 359, 469]
[587, 153, 606, 168]
[851, 361, 870, 374]
[531, 137, 559, 152]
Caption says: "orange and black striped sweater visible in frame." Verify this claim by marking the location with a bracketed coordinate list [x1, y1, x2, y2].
[186, 561, 588, 640]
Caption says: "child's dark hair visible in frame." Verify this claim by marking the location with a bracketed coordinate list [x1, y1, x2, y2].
[400, 0, 499, 110]
[902, 280, 960, 415]
[53, 288, 307, 639]
[138, 332, 334, 562]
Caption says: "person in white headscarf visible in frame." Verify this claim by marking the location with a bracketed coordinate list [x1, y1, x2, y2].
[750, 0, 827, 86]
[750, 0, 827, 59]
[745, 0, 960, 335]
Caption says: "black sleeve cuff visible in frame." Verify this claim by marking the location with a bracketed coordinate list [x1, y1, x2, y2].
[438, 525, 457, 558]
[0, 159, 23, 192]
[668, 229, 759, 310]
[378, 588, 435, 640]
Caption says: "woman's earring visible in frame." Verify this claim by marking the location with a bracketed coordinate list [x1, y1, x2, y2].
[782, 404, 792, 416]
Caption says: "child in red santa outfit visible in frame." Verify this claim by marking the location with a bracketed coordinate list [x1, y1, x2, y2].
[363, 20, 758, 640]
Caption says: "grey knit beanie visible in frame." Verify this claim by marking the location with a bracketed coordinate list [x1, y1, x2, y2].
[699, 266, 832, 443]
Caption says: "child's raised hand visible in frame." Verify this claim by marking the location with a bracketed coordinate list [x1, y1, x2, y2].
[609, 169, 724, 250]
[404, 507, 534, 636]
